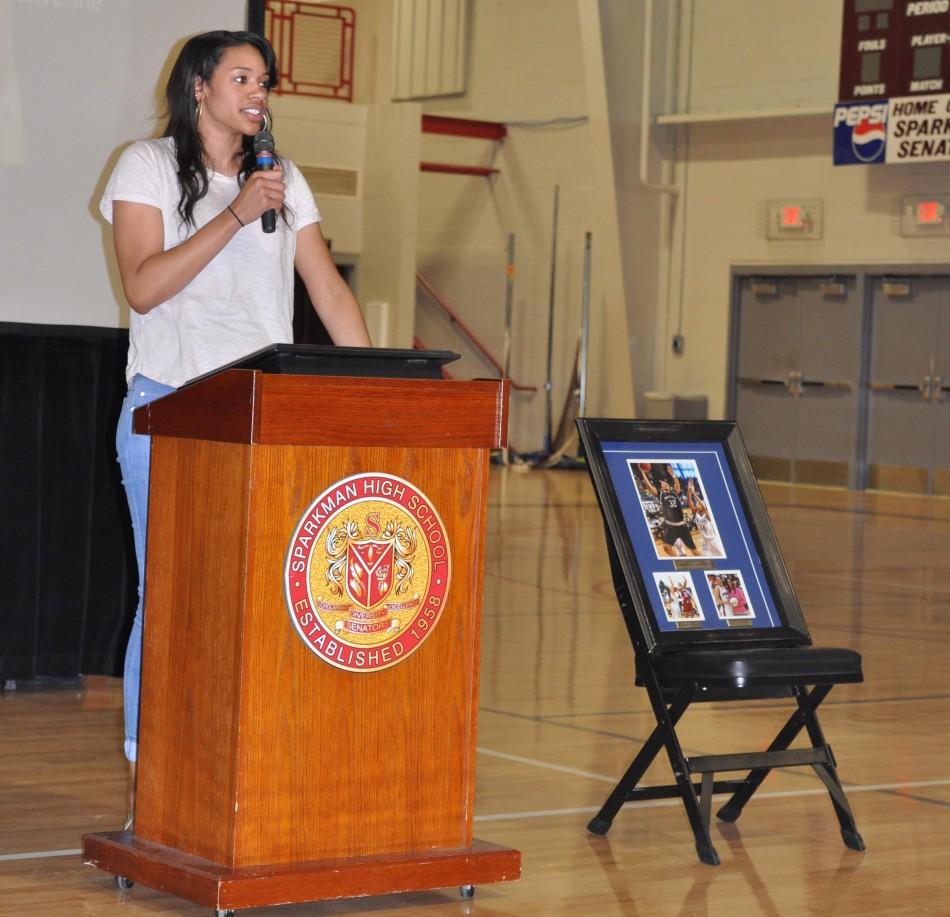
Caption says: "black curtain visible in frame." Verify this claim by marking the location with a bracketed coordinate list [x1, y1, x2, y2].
[0, 323, 134, 680]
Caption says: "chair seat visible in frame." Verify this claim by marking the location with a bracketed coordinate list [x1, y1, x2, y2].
[652, 647, 863, 689]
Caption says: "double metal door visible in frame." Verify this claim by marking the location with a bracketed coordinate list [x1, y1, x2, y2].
[867, 276, 950, 495]
[733, 276, 861, 487]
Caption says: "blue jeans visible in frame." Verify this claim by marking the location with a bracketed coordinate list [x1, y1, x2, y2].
[116, 374, 175, 762]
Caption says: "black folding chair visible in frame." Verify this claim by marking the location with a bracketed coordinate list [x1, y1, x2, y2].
[576, 419, 866, 866]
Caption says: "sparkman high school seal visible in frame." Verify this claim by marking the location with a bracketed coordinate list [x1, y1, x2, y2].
[284, 473, 451, 672]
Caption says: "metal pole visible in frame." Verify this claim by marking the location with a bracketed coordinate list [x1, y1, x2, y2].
[544, 186, 560, 454]
[501, 233, 516, 466]
[503, 233, 515, 379]
[578, 231, 592, 419]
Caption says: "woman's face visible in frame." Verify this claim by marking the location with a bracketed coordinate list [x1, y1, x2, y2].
[196, 44, 270, 137]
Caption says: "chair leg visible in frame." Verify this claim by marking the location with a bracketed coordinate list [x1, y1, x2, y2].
[587, 723, 665, 835]
[700, 772, 714, 832]
[668, 742, 719, 866]
[587, 692, 690, 836]
[641, 678, 720, 866]
[811, 763, 865, 851]
[799, 697, 865, 851]
[716, 684, 831, 823]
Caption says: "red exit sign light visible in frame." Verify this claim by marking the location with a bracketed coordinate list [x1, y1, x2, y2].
[916, 200, 945, 225]
[780, 206, 806, 229]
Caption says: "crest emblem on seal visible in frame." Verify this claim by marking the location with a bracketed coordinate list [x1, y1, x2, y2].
[344, 539, 395, 609]
[284, 473, 451, 672]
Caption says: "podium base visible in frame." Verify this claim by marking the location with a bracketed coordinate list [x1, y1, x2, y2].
[83, 831, 521, 911]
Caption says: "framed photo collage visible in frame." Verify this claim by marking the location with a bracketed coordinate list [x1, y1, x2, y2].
[577, 420, 809, 652]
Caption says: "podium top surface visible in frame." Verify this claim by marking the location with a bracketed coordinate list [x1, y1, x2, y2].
[182, 345, 460, 387]
[133, 366, 508, 449]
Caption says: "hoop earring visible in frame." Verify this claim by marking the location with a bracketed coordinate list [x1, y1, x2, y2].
[262, 106, 273, 132]
[195, 99, 203, 122]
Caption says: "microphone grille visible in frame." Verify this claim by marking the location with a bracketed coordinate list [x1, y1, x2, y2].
[253, 130, 275, 154]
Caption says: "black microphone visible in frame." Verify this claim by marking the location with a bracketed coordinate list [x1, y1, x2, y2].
[253, 129, 277, 234]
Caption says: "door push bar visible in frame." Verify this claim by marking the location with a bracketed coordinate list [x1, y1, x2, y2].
[869, 376, 944, 401]
[738, 372, 852, 396]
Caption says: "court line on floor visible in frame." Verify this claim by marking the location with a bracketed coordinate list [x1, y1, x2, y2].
[477, 747, 618, 783]
[5, 778, 948, 862]
[480, 706, 650, 743]
[474, 747, 950, 809]
[767, 502, 950, 526]
[479, 714, 836, 788]
[541, 692, 950, 717]
[480, 711, 853, 788]
[0, 848, 82, 862]
[485, 712, 937, 801]
[472, 781, 950, 823]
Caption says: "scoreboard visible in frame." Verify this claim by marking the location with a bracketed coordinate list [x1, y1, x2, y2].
[839, 0, 950, 101]
[835, 0, 950, 164]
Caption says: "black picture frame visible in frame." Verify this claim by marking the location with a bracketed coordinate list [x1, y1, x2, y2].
[577, 419, 810, 654]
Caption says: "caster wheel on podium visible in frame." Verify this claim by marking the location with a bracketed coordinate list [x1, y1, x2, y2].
[460, 884, 476, 899]
[115, 875, 134, 890]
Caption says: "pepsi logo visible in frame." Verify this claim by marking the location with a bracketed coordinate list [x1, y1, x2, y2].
[852, 117, 887, 162]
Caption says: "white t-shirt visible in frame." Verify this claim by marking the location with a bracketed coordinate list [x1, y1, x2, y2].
[100, 137, 320, 386]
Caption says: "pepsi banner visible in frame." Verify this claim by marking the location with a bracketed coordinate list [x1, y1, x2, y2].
[833, 101, 888, 164]
[834, 94, 950, 164]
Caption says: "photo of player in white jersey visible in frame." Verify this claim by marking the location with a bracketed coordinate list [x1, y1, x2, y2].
[653, 572, 706, 624]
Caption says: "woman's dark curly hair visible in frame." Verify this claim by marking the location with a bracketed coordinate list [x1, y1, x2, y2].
[163, 31, 278, 228]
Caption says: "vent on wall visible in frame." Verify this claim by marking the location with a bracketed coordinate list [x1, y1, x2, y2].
[297, 165, 360, 198]
[392, 0, 468, 100]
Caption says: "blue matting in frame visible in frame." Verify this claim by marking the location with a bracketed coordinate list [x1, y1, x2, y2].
[602, 441, 782, 634]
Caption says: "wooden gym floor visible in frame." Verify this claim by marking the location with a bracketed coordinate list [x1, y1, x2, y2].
[2, 468, 949, 916]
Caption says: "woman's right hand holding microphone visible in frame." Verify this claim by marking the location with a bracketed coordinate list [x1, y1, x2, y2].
[229, 165, 285, 226]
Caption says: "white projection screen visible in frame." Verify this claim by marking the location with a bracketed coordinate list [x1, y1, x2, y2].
[0, 0, 246, 328]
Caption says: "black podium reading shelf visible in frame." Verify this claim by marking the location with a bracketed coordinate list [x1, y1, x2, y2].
[576, 419, 865, 866]
[182, 343, 460, 384]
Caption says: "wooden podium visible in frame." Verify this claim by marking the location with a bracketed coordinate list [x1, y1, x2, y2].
[83, 362, 520, 913]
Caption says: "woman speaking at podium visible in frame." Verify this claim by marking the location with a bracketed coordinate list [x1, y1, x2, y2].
[99, 30, 371, 824]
